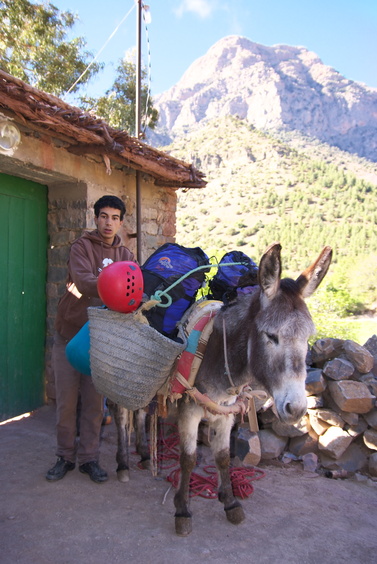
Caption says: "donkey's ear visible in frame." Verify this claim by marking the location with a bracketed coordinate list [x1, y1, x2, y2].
[258, 242, 282, 300]
[296, 246, 332, 298]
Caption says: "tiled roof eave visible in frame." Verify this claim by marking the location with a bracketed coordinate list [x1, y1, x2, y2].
[0, 70, 206, 189]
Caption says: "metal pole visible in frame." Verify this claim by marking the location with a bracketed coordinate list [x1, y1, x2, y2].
[136, 0, 142, 263]
[136, 0, 142, 139]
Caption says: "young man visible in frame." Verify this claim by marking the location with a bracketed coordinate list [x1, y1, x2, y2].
[46, 195, 135, 483]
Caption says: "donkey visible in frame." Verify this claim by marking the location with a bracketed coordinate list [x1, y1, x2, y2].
[173, 242, 332, 535]
[106, 401, 150, 482]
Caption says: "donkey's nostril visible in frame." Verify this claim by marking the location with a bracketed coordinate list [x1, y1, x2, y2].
[283, 400, 307, 423]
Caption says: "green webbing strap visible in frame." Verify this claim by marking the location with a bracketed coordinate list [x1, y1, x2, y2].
[150, 262, 249, 308]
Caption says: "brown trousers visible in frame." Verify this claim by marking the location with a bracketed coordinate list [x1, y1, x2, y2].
[52, 332, 103, 465]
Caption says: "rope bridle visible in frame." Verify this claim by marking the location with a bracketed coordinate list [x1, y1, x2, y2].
[171, 316, 267, 428]
[223, 316, 239, 393]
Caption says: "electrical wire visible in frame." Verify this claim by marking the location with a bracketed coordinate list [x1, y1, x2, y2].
[141, 3, 153, 134]
[63, 0, 153, 135]
[64, 1, 136, 98]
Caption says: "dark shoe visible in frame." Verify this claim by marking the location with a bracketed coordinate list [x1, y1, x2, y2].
[46, 457, 75, 481]
[79, 461, 108, 483]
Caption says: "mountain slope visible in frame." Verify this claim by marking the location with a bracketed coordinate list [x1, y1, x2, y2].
[154, 36, 377, 162]
[166, 116, 377, 274]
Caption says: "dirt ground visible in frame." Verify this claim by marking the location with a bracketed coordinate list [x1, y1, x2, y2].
[1, 405, 376, 564]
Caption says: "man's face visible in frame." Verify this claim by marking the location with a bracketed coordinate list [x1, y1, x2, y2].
[94, 206, 123, 244]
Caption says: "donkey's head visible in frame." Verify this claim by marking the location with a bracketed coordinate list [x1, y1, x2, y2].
[251, 243, 332, 424]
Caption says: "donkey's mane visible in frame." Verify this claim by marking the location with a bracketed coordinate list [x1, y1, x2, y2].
[280, 277, 299, 293]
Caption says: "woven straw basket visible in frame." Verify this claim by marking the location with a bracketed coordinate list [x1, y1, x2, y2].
[88, 307, 186, 411]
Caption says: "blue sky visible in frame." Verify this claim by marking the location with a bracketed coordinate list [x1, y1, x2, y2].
[51, 0, 377, 100]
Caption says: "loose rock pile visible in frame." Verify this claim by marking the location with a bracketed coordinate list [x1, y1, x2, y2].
[232, 335, 377, 481]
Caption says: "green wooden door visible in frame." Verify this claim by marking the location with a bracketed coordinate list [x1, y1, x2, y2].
[0, 173, 48, 421]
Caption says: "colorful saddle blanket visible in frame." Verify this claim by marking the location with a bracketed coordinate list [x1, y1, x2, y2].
[169, 300, 223, 400]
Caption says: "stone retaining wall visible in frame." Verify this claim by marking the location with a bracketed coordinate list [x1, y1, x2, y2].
[233, 335, 377, 480]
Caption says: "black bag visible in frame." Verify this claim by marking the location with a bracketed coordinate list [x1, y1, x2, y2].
[141, 243, 210, 339]
[208, 250, 258, 303]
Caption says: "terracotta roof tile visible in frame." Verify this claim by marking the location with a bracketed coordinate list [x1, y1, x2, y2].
[0, 70, 206, 189]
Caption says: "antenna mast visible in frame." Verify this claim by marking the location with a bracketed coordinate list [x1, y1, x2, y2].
[135, 0, 142, 262]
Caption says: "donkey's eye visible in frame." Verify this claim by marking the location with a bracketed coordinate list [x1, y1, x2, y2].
[266, 332, 279, 345]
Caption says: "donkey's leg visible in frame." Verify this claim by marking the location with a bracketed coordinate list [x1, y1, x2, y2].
[134, 409, 150, 469]
[108, 401, 130, 483]
[211, 414, 245, 525]
[174, 403, 202, 536]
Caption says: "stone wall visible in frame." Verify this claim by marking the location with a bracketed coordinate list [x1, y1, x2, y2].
[233, 335, 377, 482]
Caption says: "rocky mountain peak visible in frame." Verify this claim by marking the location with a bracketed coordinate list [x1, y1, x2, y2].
[154, 35, 377, 161]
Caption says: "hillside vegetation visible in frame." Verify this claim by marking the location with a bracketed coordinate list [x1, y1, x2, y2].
[164, 116, 377, 327]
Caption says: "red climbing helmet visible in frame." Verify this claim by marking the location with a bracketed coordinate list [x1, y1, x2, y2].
[97, 261, 144, 313]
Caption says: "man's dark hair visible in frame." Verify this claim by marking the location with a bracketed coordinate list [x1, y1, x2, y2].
[94, 195, 126, 220]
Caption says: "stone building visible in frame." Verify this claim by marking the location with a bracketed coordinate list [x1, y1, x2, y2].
[0, 70, 206, 421]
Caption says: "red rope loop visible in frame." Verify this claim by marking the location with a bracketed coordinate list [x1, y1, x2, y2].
[154, 423, 265, 499]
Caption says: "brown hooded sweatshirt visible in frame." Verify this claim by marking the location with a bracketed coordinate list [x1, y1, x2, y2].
[55, 230, 134, 340]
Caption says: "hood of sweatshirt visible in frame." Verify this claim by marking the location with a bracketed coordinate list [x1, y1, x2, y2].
[79, 229, 123, 248]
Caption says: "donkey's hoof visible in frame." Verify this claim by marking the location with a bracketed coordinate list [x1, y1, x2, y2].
[175, 516, 192, 536]
[117, 469, 130, 483]
[225, 503, 245, 525]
